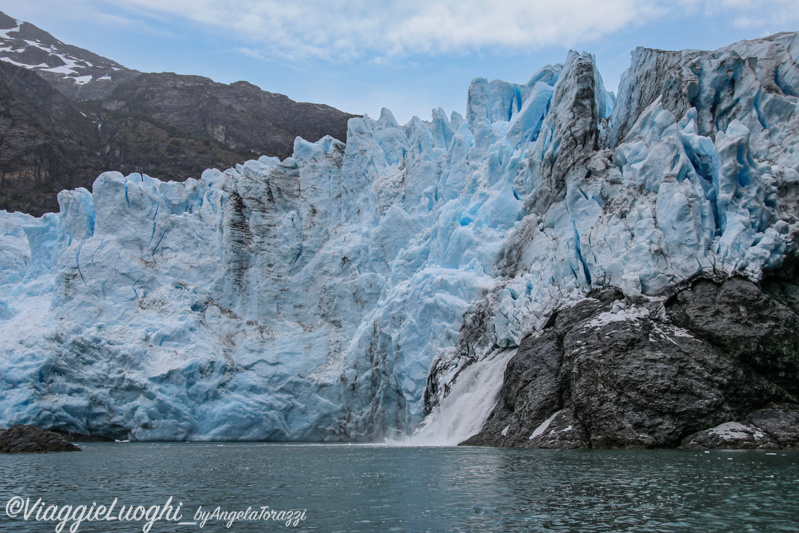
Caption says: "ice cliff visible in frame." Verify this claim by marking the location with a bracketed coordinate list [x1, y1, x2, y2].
[1, 33, 798, 444]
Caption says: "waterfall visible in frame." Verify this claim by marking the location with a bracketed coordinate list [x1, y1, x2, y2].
[398, 348, 515, 446]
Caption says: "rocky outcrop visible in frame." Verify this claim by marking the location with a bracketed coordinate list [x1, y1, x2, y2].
[464, 271, 799, 449]
[667, 277, 799, 398]
[0, 424, 81, 453]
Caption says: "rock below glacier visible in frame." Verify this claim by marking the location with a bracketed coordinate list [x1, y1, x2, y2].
[743, 404, 799, 448]
[0, 424, 81, 453]
[680, 421, 776, 449]
[464, 272, 799, 449]
[667, 277, 799, 398]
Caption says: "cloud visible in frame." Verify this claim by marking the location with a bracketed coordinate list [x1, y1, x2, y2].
[2, 0, 136, 29]
[706, 0, 799, 28]
[235, 47, 268, 60]
[88, 0, 799, 61]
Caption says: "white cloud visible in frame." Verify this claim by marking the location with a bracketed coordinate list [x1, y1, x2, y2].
[94, 0, 658, 60]
[706, 0, 799, 28]
[235, 47, 268, 60]
[65, 0, 799, 61]
[1, 0, 135, 29]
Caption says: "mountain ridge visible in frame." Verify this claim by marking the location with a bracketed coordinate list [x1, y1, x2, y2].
[0, 10, 357, 215]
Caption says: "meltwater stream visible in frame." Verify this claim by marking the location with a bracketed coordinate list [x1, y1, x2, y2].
[402, 349, 516, 446]
[1, 443, 797, 532]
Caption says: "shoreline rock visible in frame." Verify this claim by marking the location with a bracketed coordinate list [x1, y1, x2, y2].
[0, 425, 82, 453]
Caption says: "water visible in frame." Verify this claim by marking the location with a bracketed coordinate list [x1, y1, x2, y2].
[406, 348, 515, 446]
[1, 443, 798, 532]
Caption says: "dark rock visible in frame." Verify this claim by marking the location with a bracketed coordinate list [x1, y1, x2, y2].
[0, 424, 81, 453]
[465, 271, 799, 449]
[745, 404, 799, 448]
[0, 11, 16, 28]
[529, 52, 600, 216]
[526, 409, 589, 449]
[101, 72, 355, 163]
[565, 311, 779, 448]
[680, 404, 799, 449]
[761, 258, 799, 315]
[0, 61, 105, 215]
[550, 287, 624, 335]
[666, 277, 799, 398]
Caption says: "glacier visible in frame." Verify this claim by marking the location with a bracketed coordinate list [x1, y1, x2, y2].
[1, 33, 798, 442]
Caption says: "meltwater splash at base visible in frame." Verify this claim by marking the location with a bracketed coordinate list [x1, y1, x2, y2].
[394, 349, 515, 446]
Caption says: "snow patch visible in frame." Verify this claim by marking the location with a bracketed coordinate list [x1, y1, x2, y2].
[530, 411, 559, 440]
[708, 422, 765, 440]
[582, 305, 649, 330]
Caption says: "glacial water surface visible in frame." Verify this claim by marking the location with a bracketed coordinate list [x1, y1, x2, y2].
[1, 443, 797, 532]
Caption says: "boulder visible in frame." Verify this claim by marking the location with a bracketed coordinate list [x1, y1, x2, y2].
[680, 422, 778, 449]
[679, 404, 799, 449]
[0, 425, 81, 453]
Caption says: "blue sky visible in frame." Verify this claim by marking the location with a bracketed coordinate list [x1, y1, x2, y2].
[1, 0, 797, 124]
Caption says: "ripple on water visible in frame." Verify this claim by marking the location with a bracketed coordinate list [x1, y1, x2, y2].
[0, 445, 797, 532]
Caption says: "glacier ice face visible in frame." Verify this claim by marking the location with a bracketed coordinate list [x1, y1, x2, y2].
[1, 33, 798, 442]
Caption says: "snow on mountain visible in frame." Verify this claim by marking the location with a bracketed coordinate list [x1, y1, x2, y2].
[1, 32, 798, 442]
[0, 10, 138, 99]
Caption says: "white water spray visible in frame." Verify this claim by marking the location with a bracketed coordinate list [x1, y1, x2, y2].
[398, 348, 515, 446]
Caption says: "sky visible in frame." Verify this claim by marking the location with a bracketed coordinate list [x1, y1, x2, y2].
[0, 0, 797, 124]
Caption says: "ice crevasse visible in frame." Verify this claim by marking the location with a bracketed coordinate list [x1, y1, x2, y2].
[1, 33, 798, 442]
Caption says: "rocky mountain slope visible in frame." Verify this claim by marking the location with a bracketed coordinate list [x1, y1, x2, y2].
[0, 10, 356, 215]
[0, 31, 797, 448]
[0, 10, 138, 99]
